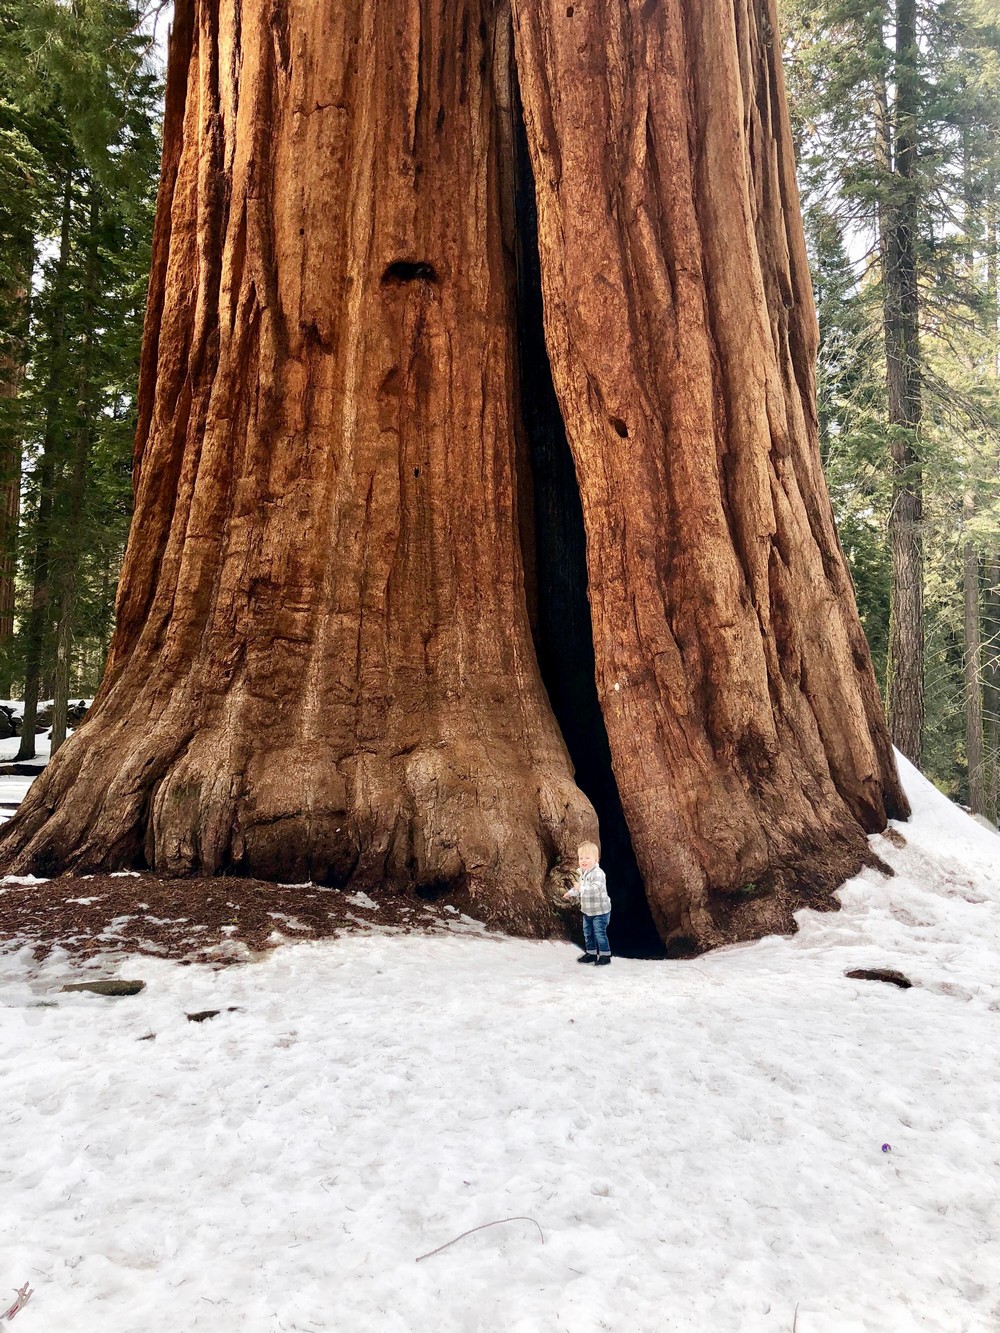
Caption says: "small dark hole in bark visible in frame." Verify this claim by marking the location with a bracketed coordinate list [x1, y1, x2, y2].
[414, 467, 420, 478]
[566, 5, 574, 14]
[610, 416, 628, 438]
[511, 69, 662, 961]
[381, 260, 439, 285]
[298, 227, 304, 236]
[302, 319, 329, 350]
[435, 105, 445, 132]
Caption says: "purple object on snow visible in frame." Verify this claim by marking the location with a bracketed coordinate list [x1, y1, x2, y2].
[881, 1143, 891, 1152]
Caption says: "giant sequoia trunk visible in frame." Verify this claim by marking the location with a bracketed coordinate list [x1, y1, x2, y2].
[0, 0, 908, 953]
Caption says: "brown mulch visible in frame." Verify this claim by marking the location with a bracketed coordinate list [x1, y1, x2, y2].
[0, 872, 478, 967]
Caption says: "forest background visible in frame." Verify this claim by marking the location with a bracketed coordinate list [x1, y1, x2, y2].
[1, 0, 999, 813]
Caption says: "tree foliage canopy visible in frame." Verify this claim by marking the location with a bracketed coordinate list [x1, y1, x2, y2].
[781, 0, 1000, 805]
[0, 0, 162, 709]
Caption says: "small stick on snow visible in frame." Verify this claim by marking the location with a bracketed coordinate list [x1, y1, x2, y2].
[792, 1303, 799, 1332]
[415, 1216, 543, 1262]
[1, 1283, 32, 1321]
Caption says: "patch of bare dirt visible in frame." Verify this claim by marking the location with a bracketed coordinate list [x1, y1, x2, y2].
[0, 873, 483, 966]
[881, 827, 908, 849]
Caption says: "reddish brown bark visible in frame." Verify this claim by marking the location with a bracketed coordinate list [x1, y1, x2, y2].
[0, 0, 907, 952]
[510, 0, 907, 946]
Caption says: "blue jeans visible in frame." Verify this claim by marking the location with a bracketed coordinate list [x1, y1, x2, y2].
[582, 912, 611, 956]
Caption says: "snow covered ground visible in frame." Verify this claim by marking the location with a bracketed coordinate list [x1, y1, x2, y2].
[0, 729, 50, 816]
[0, 771, 36, 814]
[0, 698, 72, 816]
[1, 755, 998, 1331]
[0, 735, 50, 819]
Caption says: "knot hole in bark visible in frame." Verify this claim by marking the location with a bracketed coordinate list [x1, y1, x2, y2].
[609, 416, 628, 438]
[381, 260, 439, 286]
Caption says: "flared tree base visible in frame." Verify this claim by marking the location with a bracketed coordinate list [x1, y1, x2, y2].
[0, 698, 598, 938]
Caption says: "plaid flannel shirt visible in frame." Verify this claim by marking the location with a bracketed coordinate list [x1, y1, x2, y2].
[567, 864, 611, 916]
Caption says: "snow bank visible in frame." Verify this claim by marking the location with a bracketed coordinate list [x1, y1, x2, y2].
[0, 699, 94, 722]
[0, 730, 52, 819]
[0, 757, 998, 1331]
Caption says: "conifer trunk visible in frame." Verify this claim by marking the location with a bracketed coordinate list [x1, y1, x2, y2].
[510, 0, 907, 945]
[983, 561, 1000, 822]
[963, 506, 985, 814]
[986, 214, 1000, 821]
[0, 393, 22, 698]
[0, 0, 908, 952]
[16, 172, 74, 761]
[883, 0, 924, 764]
[51, 187, 102, 757]
[0, 254, 29, 692]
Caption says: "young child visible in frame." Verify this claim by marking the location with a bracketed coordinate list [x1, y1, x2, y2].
[563, 841, 612, 965]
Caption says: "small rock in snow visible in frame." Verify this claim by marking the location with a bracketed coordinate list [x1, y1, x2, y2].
[845, 968, 913, 989]
[61, 979, 146, 997]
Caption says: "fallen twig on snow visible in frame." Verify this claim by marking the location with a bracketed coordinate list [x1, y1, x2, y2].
[1, 1283, 32, 1321]
[415, 1217, 544, 1262]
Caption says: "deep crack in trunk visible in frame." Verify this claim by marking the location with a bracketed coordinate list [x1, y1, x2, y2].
[510, 71, 663, 958]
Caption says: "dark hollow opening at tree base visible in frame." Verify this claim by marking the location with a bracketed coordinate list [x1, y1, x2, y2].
[510, 80, 664, 961]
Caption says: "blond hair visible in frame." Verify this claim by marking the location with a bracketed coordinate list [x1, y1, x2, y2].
[577, 840, 600, 859]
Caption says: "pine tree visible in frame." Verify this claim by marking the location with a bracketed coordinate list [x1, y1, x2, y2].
[0, 0, 160, 750]
[782, 0, 1000, 802]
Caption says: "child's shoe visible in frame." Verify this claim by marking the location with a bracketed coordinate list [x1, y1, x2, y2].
[577, 952, 597, 963]
[595, 954, 611, 966]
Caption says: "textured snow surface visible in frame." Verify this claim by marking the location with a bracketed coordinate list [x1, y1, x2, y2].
[1, 754, 999, 1331]
[0, 727, 53, 818]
